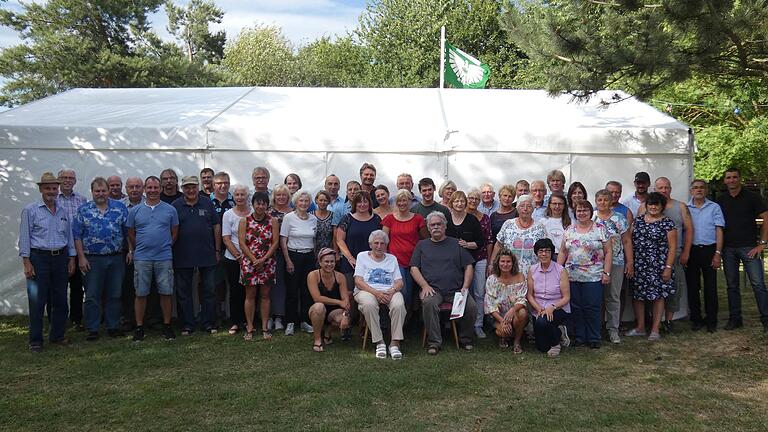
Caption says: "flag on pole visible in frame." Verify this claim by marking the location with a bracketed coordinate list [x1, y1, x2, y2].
[444, 42, 490, 89]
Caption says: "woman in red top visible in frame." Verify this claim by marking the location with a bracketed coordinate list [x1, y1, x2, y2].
[381, 189, 427, 308]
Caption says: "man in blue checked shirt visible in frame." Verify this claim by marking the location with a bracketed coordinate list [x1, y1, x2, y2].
[19, 172, 76, 352]
[57, 168, 87, 330]
[73, 177, 129, 341]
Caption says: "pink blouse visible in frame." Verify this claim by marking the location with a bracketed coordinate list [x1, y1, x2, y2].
[529, 261, 570, 313]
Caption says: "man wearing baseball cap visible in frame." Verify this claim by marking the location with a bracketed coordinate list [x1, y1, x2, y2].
[621, 171, 651, 217]
[18, 172, 76, 352]
[171, 175, 222, 335]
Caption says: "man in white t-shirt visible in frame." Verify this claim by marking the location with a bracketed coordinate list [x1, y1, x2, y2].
[354, 230, 406, 359]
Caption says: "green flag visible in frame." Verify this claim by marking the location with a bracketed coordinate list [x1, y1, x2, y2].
[444, 42, 490, 89]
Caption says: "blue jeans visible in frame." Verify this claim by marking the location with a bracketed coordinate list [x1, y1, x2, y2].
[570, 280, 603, 343]
[398, 265, 414, 308]
[472, 259, 487, 328]
[83, 254, 125, 332]
[722, 247, 768, 325]
[26, 251, 69, 346]
[175, 266, 216, 331]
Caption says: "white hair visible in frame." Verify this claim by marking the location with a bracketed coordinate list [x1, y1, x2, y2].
[368, 229, 389, 245]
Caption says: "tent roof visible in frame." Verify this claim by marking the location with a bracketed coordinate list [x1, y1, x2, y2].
[0, 87, 690, 154]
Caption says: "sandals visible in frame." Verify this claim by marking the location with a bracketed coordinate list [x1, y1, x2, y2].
[513, 343, 523, 354]
[498, 338, 509, 349]
[313, 342, 324, 353]
[389, 345, 403, 360]
[375, 342, 387, 359]
[243, 330, 253, 341]
[228, 325, 239, 335]
[322, 328, 333, 346]
[262, 330, 272, 341]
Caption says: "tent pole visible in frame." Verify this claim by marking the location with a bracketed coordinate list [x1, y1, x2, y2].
[439, 26, 445, 89]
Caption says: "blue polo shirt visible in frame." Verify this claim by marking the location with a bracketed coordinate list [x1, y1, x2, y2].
[687, 198, 725, 246]
[127, 201, 179, 261]
[172, 197, 219, 268]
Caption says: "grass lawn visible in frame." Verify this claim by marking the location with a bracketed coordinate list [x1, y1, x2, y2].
[2, 274, 768, 431]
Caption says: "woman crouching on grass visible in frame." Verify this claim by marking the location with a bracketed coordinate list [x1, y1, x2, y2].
[484, 248, 528, 354]
[527, 238, 571, 358]
[307, 248, 350, 352]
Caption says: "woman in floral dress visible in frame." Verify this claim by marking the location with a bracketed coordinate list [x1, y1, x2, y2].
[627, 192, 677, 342]
[238, 191, 279, 340]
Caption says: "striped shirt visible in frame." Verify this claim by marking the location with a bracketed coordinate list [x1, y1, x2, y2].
[18, 201, 76, 257]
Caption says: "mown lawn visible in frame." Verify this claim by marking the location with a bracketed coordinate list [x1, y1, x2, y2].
[2, 277, 768, 431]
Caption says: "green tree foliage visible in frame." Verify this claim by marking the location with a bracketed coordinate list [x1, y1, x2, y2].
[502, 0, 768, 99]
[0, 0, 221, 106]
[653, 78, 768, 183]
[165, 0, 226, 63]
[503, 1, 768, 183]
[223, 24, 297, 86]
[295, 36, 374, 87]
[357, 0, 528, 88]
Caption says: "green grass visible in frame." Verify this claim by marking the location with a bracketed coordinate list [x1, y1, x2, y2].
[3, 277, 768, 431]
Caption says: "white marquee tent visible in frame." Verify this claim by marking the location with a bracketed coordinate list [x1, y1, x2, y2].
[0, 87, 692, 314]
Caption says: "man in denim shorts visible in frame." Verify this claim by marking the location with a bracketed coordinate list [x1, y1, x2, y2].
[127, 176, 179, 341]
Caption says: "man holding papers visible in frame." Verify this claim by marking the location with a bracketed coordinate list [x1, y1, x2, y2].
[410, 211, 476, 354]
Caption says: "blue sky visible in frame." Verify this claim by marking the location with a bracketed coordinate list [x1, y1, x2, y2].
[0, 0, 369, 49]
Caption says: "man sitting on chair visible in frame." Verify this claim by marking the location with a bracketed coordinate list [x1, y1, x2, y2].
[410, 211, 476, 354]
[354, 230, 406, 360]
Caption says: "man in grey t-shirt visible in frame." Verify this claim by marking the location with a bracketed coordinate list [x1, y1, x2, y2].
[410, 211, 476, 354]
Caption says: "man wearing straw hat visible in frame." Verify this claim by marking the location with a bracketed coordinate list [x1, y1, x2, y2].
[19, 172, 76, 352]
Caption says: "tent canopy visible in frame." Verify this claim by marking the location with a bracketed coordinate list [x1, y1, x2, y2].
[0, 87, 692, 314]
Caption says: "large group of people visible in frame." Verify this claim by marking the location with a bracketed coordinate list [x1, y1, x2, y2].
[18, 163, 768, 360]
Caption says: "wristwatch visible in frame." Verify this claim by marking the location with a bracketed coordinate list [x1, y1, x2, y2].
[603, 271, 610, 277]
[759, 240, 767, 246]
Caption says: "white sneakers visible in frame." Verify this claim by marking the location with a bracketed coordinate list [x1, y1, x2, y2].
[284, 323, 295, 336]
[300, 322, 314, 333]
[273, 317, 284, 331]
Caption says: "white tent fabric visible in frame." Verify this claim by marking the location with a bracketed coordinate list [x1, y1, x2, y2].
[0, 87, 692, 315]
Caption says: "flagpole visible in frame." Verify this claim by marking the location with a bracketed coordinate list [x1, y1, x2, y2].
[439, 26, 445, 89]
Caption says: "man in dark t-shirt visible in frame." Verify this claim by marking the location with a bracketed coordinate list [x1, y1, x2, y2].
[717, 168, 768, 331]
[411, 177, 451, 221]
[410, 211, 476, 354]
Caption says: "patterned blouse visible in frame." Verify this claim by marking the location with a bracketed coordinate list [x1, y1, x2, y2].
[562, 222, 609, 282]
[593, 211, 628, 266]
[314, 211, 335, 254]
[496, 218, 548, 277]
[474, 213, 493, 262]
[484, 274, 528, 315]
